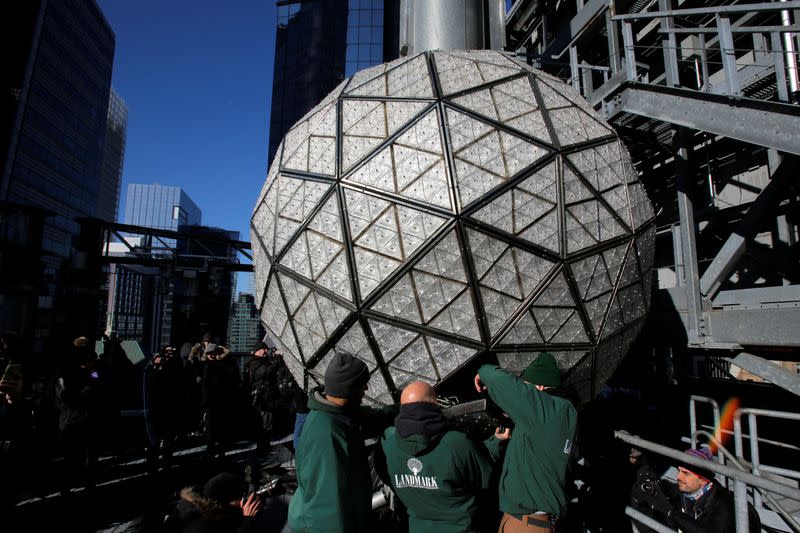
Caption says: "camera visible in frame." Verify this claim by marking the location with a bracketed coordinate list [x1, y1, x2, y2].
[639, 478, 658, 496]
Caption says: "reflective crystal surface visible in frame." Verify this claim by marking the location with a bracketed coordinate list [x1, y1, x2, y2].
[252, 51, 655, 404]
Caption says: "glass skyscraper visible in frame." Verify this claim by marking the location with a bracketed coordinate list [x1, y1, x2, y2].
[97, 89, 128, 222]
[267, 0, 400, 164]
[124, 184, 202, 231]
[1, 0, 115, 347]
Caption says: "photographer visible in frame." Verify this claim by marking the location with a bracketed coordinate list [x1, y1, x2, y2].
[164, 471, 260, 532]
[631, 448, 761, 533]
[246, 340, 284, 458]
[146, 346, 184, 462]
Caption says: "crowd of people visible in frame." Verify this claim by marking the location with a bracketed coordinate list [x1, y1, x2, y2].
[1, 329, 758, 532]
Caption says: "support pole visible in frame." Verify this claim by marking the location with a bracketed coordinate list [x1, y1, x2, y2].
[623, 22, 637, 80]
[607, 5, 622, 74]
[659, 0, 680, 87]
[569, 45, 580, 90]
[716, 14, 741, 95]
[674, 127, 704, 344]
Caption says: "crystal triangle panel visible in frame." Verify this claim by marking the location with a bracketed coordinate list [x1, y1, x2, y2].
[563, 351, 595, 404]
[292, 285, 351, 361]
[371, 274, 423, 323]
[389, 337, 438, 382]
[346, 54, 434, 98]
[426, 335, 477, 378]
[346, 109, 452, 211]
[370, 230, 480, 341]
[531, 271, 576, 307]
[548, 106, 615, 147]
[635, 225, 656, 274]
[481, 287, 523, 337]
[537, 77, 606, 120]
[274, 177, 332, 257]
[261, 275, 300, 361]
[313, 321, 378, 376]
[567, 141, 628, 194]
[368, 319, 419, 363]
[518, 208, 561, 254]
[629, 181, 655, 229]
[531, 307, 580, 342]
[346, 189, 447, 300]
[446, 108, 549, 208]
[499, 311, 545, 345]
[253, 179, 279, 257]
[428, 291, 481, 340]
[341, 99, 429, 172]
[565, 200, 626, 254]
[280, 193, 353, 302]
[451, 76, 553, 145]
[434, 51, 521, 96]
[251, 235, 270, 305]
[282, 102, 338, 176]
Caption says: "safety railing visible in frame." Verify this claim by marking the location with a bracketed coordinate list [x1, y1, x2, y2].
[616, 430, 800, 532]
[692, 428, 800, 531]
[610, 1, 800, 103]
[542, 0, 799, 114]
[734, 408, 800, 514]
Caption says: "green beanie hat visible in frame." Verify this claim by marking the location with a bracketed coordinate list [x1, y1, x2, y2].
[521, 352, 561, 387]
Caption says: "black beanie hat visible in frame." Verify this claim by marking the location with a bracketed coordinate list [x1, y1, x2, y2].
[203, 472, 243, 504]
[324, 351, 369, 398]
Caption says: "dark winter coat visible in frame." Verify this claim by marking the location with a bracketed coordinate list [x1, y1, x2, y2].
[201, 347, 239, 411]
[379, 402, 503, 533]
[288, 389, 395, 533]
[247, 355, 282, 410]
[54, 364, 101, 431]
[163, 487, 255, 533]
[663, 482, 760, 533]
[477, 364, 577, 517]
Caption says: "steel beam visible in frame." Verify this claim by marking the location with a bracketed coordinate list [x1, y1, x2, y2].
[675, 127, 705, 344]
[728, 353, 800, 396]
[706, 307, 800, 346]
[608, 83, 800, 156]
[713, 285, 800, 308]
[700, 163, 789, 299]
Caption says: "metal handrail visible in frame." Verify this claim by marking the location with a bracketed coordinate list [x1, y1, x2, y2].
[612, 1, 800, 21]
[693, 429, 800, 532]
[734, 408, 800, 512]
[615, 431, 800, 500]
[689, 395, 720, 454]
[617, 430, 800, 532]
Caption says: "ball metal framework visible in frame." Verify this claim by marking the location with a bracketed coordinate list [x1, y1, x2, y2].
[251, 50, 655, 404]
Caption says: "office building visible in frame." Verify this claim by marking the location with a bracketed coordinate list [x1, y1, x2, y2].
[267, 0, 400, 163]
[1, 0, 115, 348]
[227, 292, 265, 353]
[97, 89, 128, 222]
[172, 226, 239, 347]
[124, 183, 202, 231]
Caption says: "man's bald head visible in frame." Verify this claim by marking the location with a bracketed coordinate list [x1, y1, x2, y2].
[401, 381, 437, 405]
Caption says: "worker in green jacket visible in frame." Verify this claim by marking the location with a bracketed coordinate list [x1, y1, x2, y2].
[378, 381, 509, 533]
[288, 351, 395, 533]
[474, 352, 577, 533]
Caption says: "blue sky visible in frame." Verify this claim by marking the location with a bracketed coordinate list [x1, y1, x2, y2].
[99, 0, 277, 287]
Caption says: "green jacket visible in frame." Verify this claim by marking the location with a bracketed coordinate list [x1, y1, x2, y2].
[380, 426, 502, 533]
[288, 390, 395, 533]
[477, 364, 577, 517]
